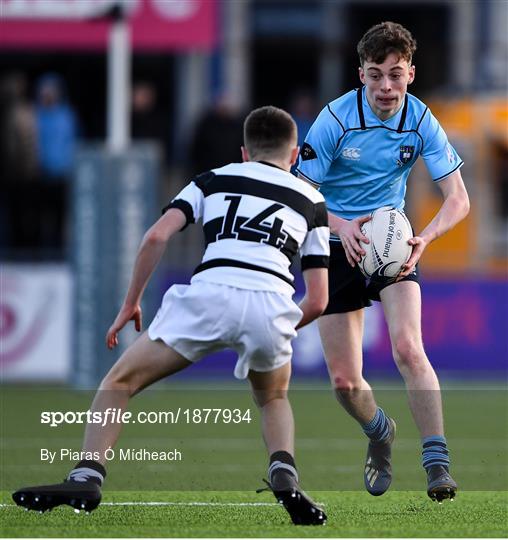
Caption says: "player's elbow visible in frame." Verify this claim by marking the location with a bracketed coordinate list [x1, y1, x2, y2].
[307, 294, 328, 318]
[452, 190, 470, 223]
[143, 227, 168, 246]
[461, 191, 470, 219]
[451, 181, 470, 220]
[302, 269, 328, 316]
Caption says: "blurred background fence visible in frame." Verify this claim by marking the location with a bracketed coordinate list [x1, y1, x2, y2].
[1, 0, 507, 385]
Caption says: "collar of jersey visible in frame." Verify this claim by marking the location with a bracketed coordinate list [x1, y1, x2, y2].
[256, 160, 287, 172]
[361, 85, 406, 129]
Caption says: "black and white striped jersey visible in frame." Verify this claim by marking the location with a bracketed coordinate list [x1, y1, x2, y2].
[165, 161, 330, 295]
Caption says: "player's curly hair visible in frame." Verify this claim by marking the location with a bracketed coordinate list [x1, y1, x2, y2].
[244, 106, 297, 159]
[357, 21, 417, 65]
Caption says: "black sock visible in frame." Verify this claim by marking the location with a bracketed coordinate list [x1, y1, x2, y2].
[268, 451, 298, 483]
[270, 451, 296, 468]
[67, 460, 106, 486]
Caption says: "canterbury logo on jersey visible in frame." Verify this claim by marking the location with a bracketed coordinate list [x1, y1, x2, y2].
[342, 147, 361, 160]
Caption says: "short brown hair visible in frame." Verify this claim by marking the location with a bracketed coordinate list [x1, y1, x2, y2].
[357, 21, 417, 65]
[244, 106, 297, 159]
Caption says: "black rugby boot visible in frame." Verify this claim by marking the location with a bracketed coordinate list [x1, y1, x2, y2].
[13, 479, 101, 513]
[258, 469, 326, 526]
[364, 417, 396, 496]
[427, 465, 457, 502]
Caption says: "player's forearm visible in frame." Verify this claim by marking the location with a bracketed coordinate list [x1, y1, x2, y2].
[328, 212, 348, 236]
[296, 296, 325, 330]
[296, 268, 328, 330]
[123, 234, 167, 307]
[123, 208, 187, 306]
[419, 191, 470, 244]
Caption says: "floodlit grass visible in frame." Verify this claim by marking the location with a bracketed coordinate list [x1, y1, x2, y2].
[1, 490, 507, 537]
[1, 382, 507, 536]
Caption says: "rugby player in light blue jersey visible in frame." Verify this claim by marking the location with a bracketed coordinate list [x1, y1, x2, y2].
[297, 21, 470, 502]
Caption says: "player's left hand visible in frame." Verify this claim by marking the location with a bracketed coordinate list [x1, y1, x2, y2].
[106, 304, 142, 349]
[397, 236, 427, 280]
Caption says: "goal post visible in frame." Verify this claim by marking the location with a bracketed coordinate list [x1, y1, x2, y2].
[72, 143, 160, 387]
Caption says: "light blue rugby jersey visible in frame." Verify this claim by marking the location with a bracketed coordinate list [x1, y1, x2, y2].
[296, 86, 463, 222]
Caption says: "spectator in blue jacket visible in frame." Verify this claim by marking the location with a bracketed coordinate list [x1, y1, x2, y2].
[35, 73, 79, 256]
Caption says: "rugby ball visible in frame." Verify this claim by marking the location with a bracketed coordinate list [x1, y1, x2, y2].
[359, 207, 413, 281]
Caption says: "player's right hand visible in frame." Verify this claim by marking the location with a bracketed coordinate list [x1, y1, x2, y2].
[334, 215, 371, 267]
[106, 304, 142, 349]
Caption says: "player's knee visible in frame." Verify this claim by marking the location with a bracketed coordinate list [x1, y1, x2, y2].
[332, 375, 361, 395]
[392, 336, 425, 373]
[100, 365, 138, 396]
[251, 389, 288, 409]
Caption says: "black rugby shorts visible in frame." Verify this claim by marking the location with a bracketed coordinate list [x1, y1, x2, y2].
[323, 241, 420, 315]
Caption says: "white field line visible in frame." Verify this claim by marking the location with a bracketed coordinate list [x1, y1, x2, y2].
[0, 501, 280, 508]
[1, 464, 504, 473]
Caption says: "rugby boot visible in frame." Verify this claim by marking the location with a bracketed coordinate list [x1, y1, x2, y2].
[12, 479, 101, 513]
[364, 417, 396, 496]
[257, 470, 326, 526]
[427, 465, 457, 502]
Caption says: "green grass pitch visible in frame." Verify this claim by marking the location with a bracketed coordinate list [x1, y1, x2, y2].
[1, 382, 507, 537]
[1, 490, 507, 537]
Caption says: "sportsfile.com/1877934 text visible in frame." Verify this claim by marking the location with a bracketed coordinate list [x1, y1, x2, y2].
[40, 408, 253, 427]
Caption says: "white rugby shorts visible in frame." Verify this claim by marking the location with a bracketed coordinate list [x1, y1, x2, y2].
[147, 281, 303, 379]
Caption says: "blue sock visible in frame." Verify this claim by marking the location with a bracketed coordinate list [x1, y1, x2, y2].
[422, 435, 450, 471]
[362, 408, 391, 442]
